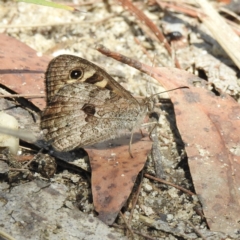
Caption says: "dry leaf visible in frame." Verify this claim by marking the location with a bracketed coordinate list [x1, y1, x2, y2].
[142, 64, 240, 234]
[0, 33, 49, 110]
[86, 132, 152, 225]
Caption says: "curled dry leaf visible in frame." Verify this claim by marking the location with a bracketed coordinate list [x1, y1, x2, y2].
[86, 132, 152, 225]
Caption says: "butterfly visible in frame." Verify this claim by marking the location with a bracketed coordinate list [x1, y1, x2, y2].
[41, 55, 152, 152]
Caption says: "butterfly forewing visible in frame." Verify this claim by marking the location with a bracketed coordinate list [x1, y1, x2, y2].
[45, 55, 138, 103]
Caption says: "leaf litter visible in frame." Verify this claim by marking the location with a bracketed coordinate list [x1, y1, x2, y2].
[0, 0, 240, 239]
[97, 43, 240, 234]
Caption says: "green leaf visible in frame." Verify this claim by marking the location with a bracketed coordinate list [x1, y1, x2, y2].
[17, 0, 75, 11]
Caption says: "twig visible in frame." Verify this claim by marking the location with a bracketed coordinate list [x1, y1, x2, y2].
[115, 0, 181, 68]
[96, 44, 149, 73]
[119, 211, 135, 238]
[128, 170, 144, 223]
[225, 19, 240, 36]
[187, 221, 207, 240]
[156, 1, 205, 18]
[0, 94, 44, 98]
[133, 37, 153, 63]
[9, 168, 29, 171]
[196, 0, 240, 69]
[24, 149, 43, 168]
[112, 223, 157, 240]
[144, 173, 195, 195]
[0, 230, 16, 240]
[219, 6, 240, 23]
[133, 230, 157, 240]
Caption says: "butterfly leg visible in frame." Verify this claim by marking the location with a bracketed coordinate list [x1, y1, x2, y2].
[149, 112, 165, 179]
[140, 122, 159, 141]
[149, 123, 161, 141]
[128, 132, 134, 158]
[140, 129, 144, 137]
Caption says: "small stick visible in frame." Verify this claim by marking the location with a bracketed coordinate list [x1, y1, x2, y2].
[128, 170, 144, 223]
[156, 1, 205, 18]
[132, 230, 157, 240]
[24, 148, 43, 168]
[197, 0, 240, 69]
[9, 168, 29, 171]
[187, 221, 207, 240]
[219, 7, 240, 23]
[144, 173, 195, 196]
[112, 224, 157, 240]
[0, 230, 16, 240]
[96, 44, 142, 71]
[0, 94, 44, 98]
[116, 0, 180, 68]
[119, 211, 135, 238]
[133, 37, 153, 63]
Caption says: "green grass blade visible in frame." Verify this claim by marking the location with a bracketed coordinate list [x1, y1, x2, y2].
[17, 0, 75, 11]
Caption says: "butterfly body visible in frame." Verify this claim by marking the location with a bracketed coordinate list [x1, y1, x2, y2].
[41, 55, 149, 152]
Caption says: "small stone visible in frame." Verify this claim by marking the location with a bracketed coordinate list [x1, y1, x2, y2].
[167, 214, 174, 221]
[65, 201, 74, 209]
[141, 205, 154, 216]
[143, 183, 153, 192]
[71, 175, 80, 183]
[0, 112, 19, 154]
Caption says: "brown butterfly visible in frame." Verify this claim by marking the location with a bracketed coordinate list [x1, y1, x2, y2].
[41, 55, 152, 152]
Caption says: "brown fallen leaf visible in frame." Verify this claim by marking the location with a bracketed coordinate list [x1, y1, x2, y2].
[86, 132, 152, 225]
[0, 33, 49, 110]
[97, 45, 240, 234]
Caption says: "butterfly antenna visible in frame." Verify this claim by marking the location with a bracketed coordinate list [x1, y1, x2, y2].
[149, 86, 188, 100]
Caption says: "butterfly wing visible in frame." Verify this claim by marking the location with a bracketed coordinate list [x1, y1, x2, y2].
[45, 54, 138, 103]
[41, 82, 146, 151]
[42, 55, 147, 152]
